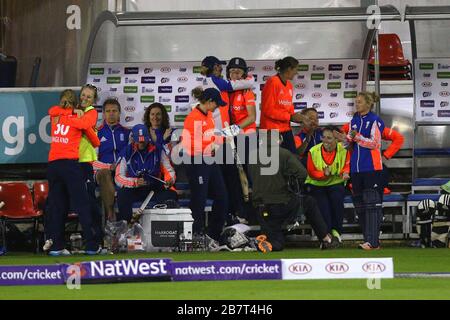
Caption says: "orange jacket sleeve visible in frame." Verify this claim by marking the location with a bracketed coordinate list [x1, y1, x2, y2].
[48, 106, 73, 116]
[382, 127, 404, 159]
[339, 151, 351, 175]
[340, 123, 350, 134]
[306, 152, 326, 180]
[84, 127, 100, 148]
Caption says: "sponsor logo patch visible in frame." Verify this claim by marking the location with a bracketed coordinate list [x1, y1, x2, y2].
[158, 86, 172, 93]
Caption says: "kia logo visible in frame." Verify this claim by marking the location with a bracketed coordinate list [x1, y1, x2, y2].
[160, 67, 171, 73]
[289, 263, 312, 274]
[325, 262, 349, 274]
[312, 92, 322, 99]
[178, 76, 188, 82]
[124, 106, 135, 112]
[439, 91, 450, 97]
[422, 81, 433, 87]
[295, 83, 306, 89]
[362, 262, 386, 274]
[328, 102, 339, 108]
[263, 65, 273, 71]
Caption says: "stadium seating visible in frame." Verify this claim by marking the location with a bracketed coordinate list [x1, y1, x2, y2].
[0, 182, 42, 252]
[412, 178, 449, 194]
[344, 194, 407, 237]
[368, 33, 412, 81]
[32, 181, 48, 211]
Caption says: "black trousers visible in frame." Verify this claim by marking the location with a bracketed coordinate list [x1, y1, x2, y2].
[187, 160, 228, 241]
[80, 162, 104, 247]
[257, 195, 328, 251]
[280, 130, 296, 154]
[47, 160, 97, 251]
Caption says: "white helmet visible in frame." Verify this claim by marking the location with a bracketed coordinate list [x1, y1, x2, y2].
[417, 199, 436, 220]
[437, 194, 450, 216]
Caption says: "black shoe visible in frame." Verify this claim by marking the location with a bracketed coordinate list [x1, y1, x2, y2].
[320, 236, 340, 250]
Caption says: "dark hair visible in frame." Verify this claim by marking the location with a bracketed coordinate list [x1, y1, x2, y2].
[143, 102, 170, 130]
[200, 65, 213, 77]
[81, 84, 98, 101]
[322, 126, 338, 135]
[191, 87, 209, 104]
[275, 56, 299, 74]
[301, 107, 318, 115]
[102, 98, 121, 113]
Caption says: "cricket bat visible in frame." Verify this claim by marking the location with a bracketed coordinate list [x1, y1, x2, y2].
[224, 122, 249, 202]
[131, 191, 154, 224]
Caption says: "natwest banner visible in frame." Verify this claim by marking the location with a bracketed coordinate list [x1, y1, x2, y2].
[0, 265, 64, 286]
[60, 258, 172, 284]
[172, 260, 282, 281]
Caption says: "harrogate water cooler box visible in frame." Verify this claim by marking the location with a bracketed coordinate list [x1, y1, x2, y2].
[141, 208, 193, 252]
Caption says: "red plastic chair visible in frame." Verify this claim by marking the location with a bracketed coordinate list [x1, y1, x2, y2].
[368, 33, 410, 67]
[0, 183, 42, 253]
[33, 181, 49, 211]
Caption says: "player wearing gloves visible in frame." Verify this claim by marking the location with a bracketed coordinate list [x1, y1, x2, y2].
[181, 87, 229, 245]
[115, 124, 177, 222]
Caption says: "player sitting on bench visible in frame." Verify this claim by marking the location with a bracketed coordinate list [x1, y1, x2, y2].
[115, 124, 177, 222]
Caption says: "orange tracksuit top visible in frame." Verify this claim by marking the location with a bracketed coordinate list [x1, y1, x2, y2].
[260, 75, 294, 132]
[341, 123, 404, 159]
[48, 106, 97, 162]
[181, 106, 218, 157]
[229, 89, 256, 134]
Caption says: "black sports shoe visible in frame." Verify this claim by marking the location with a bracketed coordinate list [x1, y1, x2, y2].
[320, 236, 340, 250]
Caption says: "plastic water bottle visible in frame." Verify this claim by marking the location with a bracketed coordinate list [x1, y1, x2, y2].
[186, 231, 193, 252]
[178, 232, 186, 252]
[70, 233, 82, 253]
